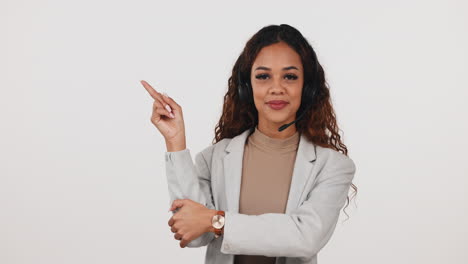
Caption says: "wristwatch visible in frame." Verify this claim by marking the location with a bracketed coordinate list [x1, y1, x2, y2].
[211, 210, 225, 238]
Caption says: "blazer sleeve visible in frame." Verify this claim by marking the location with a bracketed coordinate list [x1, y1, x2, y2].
[220, 154, 356, 259]
[164, 147, 216, 248]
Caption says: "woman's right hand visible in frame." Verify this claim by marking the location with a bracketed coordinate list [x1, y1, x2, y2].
[140, 80, 186, 150]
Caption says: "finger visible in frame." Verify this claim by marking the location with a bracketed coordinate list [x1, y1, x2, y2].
[174, 232, 182, 240]
[141, 80, 176, 113]
[171, 225, 177, 233]
[155, 106, 175, 119]
[153, 98, 163, 109]
[180, 238, 189, 248]
[141, 80, 160, 100]
[169, 199, 184, 211]
[149, 86, 178, 113]
[168, 217, 175, 227]
[153, 99, 175, 120]
[161, 93, 180, 112]
[153, 94, 173, 115]
[152, 94, 162, 107]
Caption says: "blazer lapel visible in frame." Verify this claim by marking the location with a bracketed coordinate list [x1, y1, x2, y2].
[223, 129, 317, 214]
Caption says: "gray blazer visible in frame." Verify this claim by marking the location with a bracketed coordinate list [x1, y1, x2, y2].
[164, 128, 356, 264]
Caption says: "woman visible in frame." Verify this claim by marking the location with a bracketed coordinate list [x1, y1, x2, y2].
[141, 24, 358, 264]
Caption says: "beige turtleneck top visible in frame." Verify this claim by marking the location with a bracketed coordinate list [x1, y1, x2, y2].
[233, 126, 300, 264]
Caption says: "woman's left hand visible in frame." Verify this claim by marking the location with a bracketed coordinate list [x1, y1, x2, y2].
[168, 199, 216, 248]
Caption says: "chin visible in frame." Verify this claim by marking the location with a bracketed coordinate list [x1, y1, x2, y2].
[259, 108, 295, 124]
[265, 115, 291, 125]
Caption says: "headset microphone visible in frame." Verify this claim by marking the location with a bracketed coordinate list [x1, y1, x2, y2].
[277, 101, 313, 132]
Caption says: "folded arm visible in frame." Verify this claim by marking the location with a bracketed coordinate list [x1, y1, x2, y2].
[165, 147, 217, 247]
[220, 156, 356, 259]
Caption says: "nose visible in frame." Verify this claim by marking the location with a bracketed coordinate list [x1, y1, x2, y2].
[269, 78, 286, 95]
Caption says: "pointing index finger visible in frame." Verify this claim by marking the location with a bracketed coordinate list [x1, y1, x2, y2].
[140, 80, 160, 100]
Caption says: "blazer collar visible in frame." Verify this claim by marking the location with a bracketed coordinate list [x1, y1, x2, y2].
[223, 128, 317, 214]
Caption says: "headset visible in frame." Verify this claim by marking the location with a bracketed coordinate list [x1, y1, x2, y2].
[237, 69, 317, 132]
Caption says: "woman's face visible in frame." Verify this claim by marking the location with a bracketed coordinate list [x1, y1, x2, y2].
[250, 41, 304, 133]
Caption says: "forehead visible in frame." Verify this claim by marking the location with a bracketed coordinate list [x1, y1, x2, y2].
[252, 42, 302, 70]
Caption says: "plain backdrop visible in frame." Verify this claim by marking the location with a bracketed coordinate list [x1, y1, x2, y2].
[1, 0, 467, 263]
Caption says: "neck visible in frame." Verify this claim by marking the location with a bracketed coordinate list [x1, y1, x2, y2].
[256, 122, 297, 139]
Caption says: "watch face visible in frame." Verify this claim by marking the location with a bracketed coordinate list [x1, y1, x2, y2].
[212, 215, 225, 229]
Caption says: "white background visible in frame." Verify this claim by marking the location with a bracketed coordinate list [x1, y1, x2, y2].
[1, 0, 467, 263]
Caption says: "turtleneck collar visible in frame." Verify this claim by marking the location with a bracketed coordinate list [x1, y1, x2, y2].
[247, 126, 300, 153]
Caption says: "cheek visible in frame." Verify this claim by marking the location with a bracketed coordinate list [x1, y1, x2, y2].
[293, 95, 303, 111]
[252, 89, 266, 106]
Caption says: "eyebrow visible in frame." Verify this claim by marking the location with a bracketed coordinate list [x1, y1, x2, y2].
[254, 66, 300, 71]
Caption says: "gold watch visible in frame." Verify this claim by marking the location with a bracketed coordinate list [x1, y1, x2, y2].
[211, 210, 225, 238]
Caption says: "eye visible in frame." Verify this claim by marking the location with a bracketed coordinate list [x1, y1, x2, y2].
[285, 74, 298, 80]
[255, 74, 269, 80]
[255, 73, 298, 80]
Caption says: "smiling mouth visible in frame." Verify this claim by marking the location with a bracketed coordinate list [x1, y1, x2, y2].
[267, 102, 288, 110]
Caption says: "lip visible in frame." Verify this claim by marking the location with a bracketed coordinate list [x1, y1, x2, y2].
[267, 100, 288, 104]
[266, 101, 288, 110]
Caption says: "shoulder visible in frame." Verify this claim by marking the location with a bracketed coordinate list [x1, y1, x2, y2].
[196, 137, 232, 164]
[315, 145, 354, 165]
[314, 145, 357, 179]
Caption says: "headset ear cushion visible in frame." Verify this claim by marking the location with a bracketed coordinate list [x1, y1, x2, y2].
[237, 71, 247, 102]
[300, 84, 317, 111]
[245, 82, 253, 105]
[238, 83, 243, 101]
[238, 76, 253, 105]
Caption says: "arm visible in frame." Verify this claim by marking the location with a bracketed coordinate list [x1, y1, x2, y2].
[220, 155, 356, 259]
[165, 147, 217, 247]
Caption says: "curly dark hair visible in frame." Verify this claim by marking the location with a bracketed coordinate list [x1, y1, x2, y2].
[212, 24, 357, 220]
